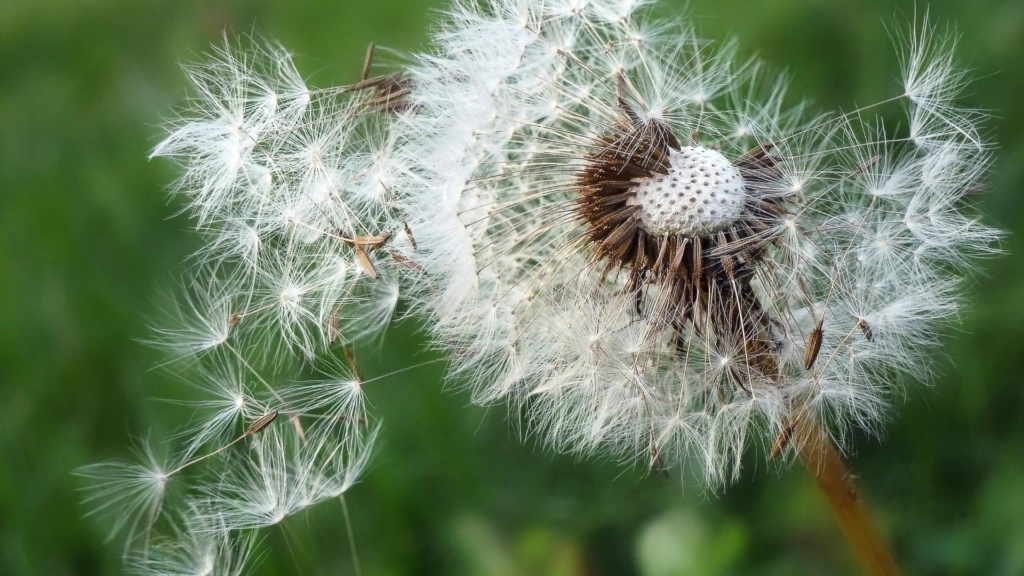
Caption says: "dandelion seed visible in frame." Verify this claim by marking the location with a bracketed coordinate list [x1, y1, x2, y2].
[129, 505, 257, 576]
[245, 410, 280, 436]
[77, 442, 174, 549]
[206, 424, 376, 530]
[803, 317, 825, 371]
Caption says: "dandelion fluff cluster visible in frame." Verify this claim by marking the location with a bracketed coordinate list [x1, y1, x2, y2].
[81, 0, 1000, 570]
[396, 0, 999, 483]
[79, 42, 389, 567]
[151, 42, 407, 359]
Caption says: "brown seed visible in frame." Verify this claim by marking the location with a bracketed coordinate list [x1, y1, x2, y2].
[403, 220, 418, 250]
[344, 346, 363, 382]
[245, 410, 279, 436]
[350, 230, 393, 251]
[361, 42, 376, 82]
[691, 235, 703, 285]
[615, 72, 641, 124]
[650, 442, 670, 478]
[669, 237, 688, 277]
[853, 154, 881, 175]
[857, 318, 874, 342]
[721, 255, 736, 282]
[343, 69, 416, 114]
[353, 244, 379, 279]
[327, 309, 341, 344]
[769, 423, 796, 459]
[228, 312, 242, 327]
[652, 235, 670, 273]
[803, 317, 824, 370]
[387, 250, 427, 274]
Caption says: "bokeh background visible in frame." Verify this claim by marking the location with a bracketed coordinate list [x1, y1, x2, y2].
[2, 0, 1023, 574]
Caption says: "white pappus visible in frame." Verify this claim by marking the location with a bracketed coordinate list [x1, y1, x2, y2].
[396, 0, 1000, 485]
[80, 41, 395, 567]
[80, 0, 1001, 572]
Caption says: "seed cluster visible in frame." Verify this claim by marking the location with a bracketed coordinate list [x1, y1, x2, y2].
[634, 146, 746, 236]
[575, 108, 788, 380]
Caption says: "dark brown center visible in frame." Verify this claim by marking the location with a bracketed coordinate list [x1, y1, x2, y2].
[573, 109, 788, 385]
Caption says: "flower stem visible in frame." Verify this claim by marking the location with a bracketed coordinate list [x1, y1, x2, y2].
[794, 420, 900, 576]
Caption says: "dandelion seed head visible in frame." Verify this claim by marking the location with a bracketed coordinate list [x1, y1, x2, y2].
[86, 1, 1004, 570]
[398, 0, 1001, 484]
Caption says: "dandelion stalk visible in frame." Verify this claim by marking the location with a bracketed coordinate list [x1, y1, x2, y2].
[795, 419, 900, 576]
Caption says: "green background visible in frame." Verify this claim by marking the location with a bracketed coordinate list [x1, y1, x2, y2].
[2, 0, 1023, 574]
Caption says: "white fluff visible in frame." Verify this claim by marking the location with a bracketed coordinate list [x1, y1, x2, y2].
[81, 1, 1000, 570]
[397, 0, 1000, 485]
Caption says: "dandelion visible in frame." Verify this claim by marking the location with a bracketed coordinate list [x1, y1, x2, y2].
[399, 0, 997, 475]
[395, 0, 999, 571]
[82, 1, 1001, 574]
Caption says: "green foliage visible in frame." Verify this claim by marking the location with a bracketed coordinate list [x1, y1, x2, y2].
[2, 0, 1022, 574]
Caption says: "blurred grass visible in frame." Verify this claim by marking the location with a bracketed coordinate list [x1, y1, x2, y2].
[1, 1, 1022, 574]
